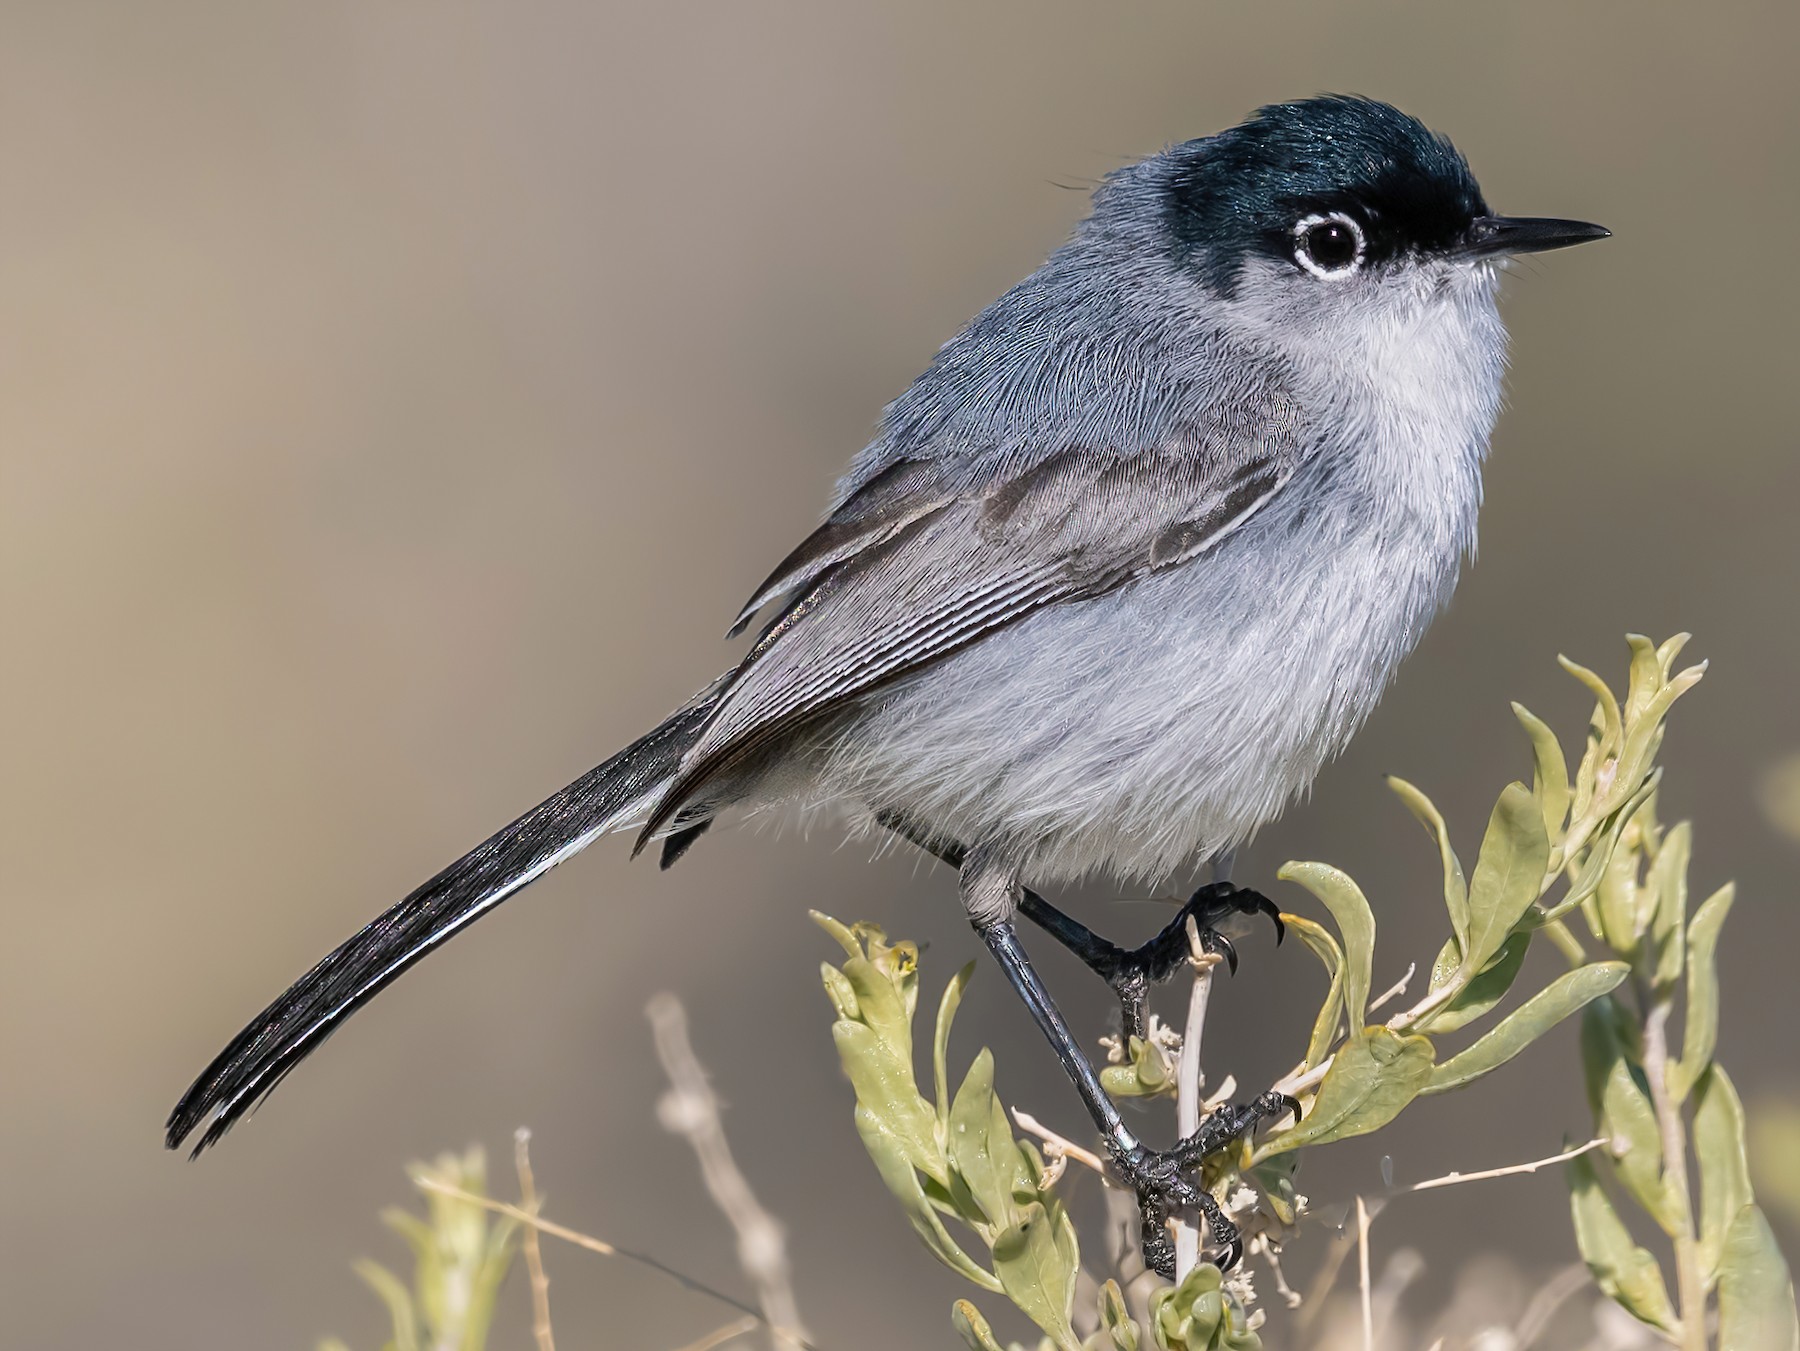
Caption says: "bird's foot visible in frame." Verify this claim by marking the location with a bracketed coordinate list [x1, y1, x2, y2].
[1102, 882, 1285, 1040]
[1110, 1090, 1300, 1278]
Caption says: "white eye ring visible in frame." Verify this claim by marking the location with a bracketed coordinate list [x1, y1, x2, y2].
[1293, 211, 1366, 279]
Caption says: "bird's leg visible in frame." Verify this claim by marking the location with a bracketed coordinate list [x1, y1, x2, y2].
[876, 810, 1282, 1041]
[961, 849, 1295, 1277]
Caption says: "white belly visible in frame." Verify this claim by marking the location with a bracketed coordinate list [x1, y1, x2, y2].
[810, 462, 1471, 885]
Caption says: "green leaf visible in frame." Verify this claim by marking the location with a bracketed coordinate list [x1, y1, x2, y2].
[1254, 1028, 1433, 1159]
[1540, 773, 1658, 926]
[1424, 961, 1628, 1095]
[1423, 931, 1531, 1034]
[1461, 783, 1551, 981]
[857, 1108, 1001, 1291]
[1513, 702, 1572, 845]
[1284, 914, 1344, 1071]
[1560, 655, 1623, 762]
[1670, 884, 1735, 1103]
[992, 1201, 1082, 1351]
[1582, 1000, 1675, 1231]
[352, 1260, 421, 1351]
[949, 1048, 1030, 1231]
[1101, 1035, 1175, 1099]
[1567, 1149, 1677, 1332]
[1097, 1279, 1141, 1351]
[832, 1019, 942, 1183]
[1646, 822, 1691, 989]
[1388, 776, 1469, 950]
[1278, 863, 1375, 1030]
[953, 1300, 1008, 1351]
[812, 910, 862, 961]
[1249, 1155, 1300, 1226]
[820, 963, 859, 1022]
[1718, 1204, 1800, 1351]
[1694, 1065, 1755, 1289]
[1615, 664, 1705, 809]
[1622, 634, 1665, 725]
[935, 961, 976, 1128]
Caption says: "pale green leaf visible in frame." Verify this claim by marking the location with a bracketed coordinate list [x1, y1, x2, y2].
[935, 961, 976, 1128]
[1284, 914, 1344, 1071]
[1387, 776, 1469, 950]
[1646, 822, 1691, 989]
[1278, 863, 1375, 1030]
[992, 1201, 1082, 1351]
[1424, 961, 1628, 1095]
[1567, 1150, 1677, 1332]
[1694, 1065, 1754, 1288]
[1540, 773, 1658, 925]
[1423, 932, 1531, 1034]
[1718, 1204, 1800, 1351]
[832, 1020, 941, 1183]
[1513, 702, 1571, 845]
[1582, 1001, 1675, 1232]
[953, 1300, 1008, 1351]
[353, 1260, 421, 1351]
[1560, 655, 1623, 762]
[857, 1109, 1000, 1291]
[1461, 783, 1551, 980]
[811, 910, 862, 961]
[1101, 1035, 1175, 1099]
[949, 1048, 1030, 1230]
[1254, 1028, 1433, 1159]
[1249, 1155, 1300, 1226]
[1671, 884, 1735, 1103]
[1097, 1279, 1141, 1351]
[820, 963, 859, 1022]
[1623, 634, 1664, 725]
[1615, 664, 1705, 808]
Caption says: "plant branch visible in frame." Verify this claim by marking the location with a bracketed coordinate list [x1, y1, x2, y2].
[513, 1128, 556, 1351]
[1172, 920, 1222, 1283]
[1642, 997, 1707, 1351]
[649, 993, 811, 1351]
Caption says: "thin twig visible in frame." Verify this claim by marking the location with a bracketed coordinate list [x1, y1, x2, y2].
[1012, 1108, 1110, 1179]
[1356, 1196, 1374, 1351]
[670, 1316, 760, 1351]
[412, 1178, 818, 1349]
[1368, 963, 1416, 1014]
[514, 1128, 556, 1351]
[1172, 920, 1222, 1282]
[1643, 998, 1706, 1351]
[1395, 1138, 1609, 1194]
[649, 994, 811, 1351]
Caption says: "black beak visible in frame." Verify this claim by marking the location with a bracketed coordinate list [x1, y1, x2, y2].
[1459, 215, 1611, 259]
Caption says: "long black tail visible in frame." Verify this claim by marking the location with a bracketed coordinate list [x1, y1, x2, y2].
[165, 694, 717, 1156]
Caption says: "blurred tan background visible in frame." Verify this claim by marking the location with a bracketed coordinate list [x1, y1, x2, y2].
[3, 2, 1797, 1347]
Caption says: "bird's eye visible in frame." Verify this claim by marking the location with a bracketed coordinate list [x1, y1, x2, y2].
[1293, 212, 1365, 278]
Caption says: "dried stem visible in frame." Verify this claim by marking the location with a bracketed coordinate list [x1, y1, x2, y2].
[1172, 920, 1222, 1282]
[1642, 998, 1708, 1351]
[648, 993, 811, 1351]
[412, 1178, 806, 1345]
[513, 1128, 556, 1351]
[1356, 1195, 1374, 1351]
[1397, 1137, 1608, 1194]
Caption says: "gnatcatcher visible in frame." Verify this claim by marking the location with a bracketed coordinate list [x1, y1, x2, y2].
[168, 95, 1607, 1275]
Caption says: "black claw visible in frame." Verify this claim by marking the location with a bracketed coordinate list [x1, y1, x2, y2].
[1218, 1237, 1244, 1272]
[1213, 931, 1239, 976]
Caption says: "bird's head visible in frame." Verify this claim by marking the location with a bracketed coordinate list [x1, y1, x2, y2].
[1110, 96, 1608, 350]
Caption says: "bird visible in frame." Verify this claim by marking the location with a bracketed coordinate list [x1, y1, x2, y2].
[167, 94, 1608, 1276]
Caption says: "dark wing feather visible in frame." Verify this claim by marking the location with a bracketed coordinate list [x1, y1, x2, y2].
[641, 406, 1301, 843]
[726, 458, 953, 637]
